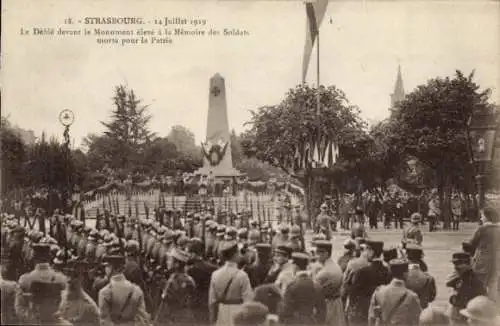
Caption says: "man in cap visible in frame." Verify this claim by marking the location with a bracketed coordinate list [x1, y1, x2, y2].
[345, 240, 391, 326]
[59, 260, 100, 326]
[208, 241, 253, 326]
[98, 253, 151, 326]
[245, 243, 273, 288]
[15, 243, 68, 324]
[447, 252, 487, 326]
[338, 238, 357, 273]
[405, 244, 436, 309]
[368, 259, 422, 326]
[402, 212, 423, 246]
[264, 244, 293, 284]
[155, 248, 196, 326]
[313, 240, 346, 326]
[281, 252, 326, 325]
[187, 237, 218, 324]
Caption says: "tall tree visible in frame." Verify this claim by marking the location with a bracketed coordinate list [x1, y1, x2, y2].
[100, 85, 155, 170]
[244, 84, 367, 220]
[0, 117, 26, 193]
[390, 70, 492, 228]
[167, 125, 201, 159]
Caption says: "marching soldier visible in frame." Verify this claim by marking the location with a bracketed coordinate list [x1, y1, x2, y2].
[402, 212, 424, 246]
[280, 252, 326, 325]
[368, 259, 422, 326]
[156, 248, 196, 326]
[405, 245, 436, 309]
[98, 254, 151, 326]
[208, 241, 253, 326]
[187, 237, 218, 324]
[316, 204, 333, 239]
[59, 260, 100, 326]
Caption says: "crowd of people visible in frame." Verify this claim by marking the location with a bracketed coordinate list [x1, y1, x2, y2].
[0, 197, 499, 326]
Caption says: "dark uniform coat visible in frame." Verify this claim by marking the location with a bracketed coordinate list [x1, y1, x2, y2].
[156, 272, 197, 326]
[245, 259, 273, 288]
[123, 257, 145, 289]
[447, 269, 487, 325]
[59, 289, 100, 326]
[345, 260, 391, 326]
[405, 264, 436, 308]
[187, 257, 218, 324]
[280, 271, 326, 325]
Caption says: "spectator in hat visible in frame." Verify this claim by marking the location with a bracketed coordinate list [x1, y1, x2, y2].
[368, 259, 422, 326]
[382, 247, 399, 268]
[419, 306, 450, 326]
[280, 252, 326, 325]
[403, 213, 424, 246]
[98, 254, 151, 326]
[253, 283, 282, 316]
[447, 252, 487, 326]
[15, 243, 68, 324]
[233, 301, 270, 326]
[338, 238, 357, 273]
[245, 243, 273, 288]
[313, 240, 346, 326]
[59, 260, 100, 326]
[345, 240, 391, 326]
[264, 245, 293, 284]
[405, 245, 436, 309]
[459, 295, 500, 326]
[208, 241, 253, 326]
[462, 207, 500, 302]
[406, 243, 429, 272]
[187, 237, 218, 325]
[342, 239, 370, 303]
[157, 248, 196, 326]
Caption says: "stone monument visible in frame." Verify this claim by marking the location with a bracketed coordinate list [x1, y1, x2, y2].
[195, 73, 241, 184]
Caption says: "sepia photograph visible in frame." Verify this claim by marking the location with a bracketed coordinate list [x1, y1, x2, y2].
[1, 0, 500, 325]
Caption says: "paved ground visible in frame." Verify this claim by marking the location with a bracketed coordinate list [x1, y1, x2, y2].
[321, 222, 477, 309]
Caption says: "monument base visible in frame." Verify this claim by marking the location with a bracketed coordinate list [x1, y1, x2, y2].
[194, 165, 242, 178]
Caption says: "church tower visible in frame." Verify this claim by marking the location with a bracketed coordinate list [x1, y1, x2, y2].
[390, 65, 405, 114]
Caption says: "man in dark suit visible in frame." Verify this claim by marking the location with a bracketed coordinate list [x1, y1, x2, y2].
[244, 243, 273, 288]
[187, 237, 217, 324]
[280, 252, 326, 325]
[345, 240, 391, 326]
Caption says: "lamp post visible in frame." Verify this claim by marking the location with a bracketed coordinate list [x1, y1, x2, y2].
[467, 111, 499, 217]
[59, 109, 74, 214]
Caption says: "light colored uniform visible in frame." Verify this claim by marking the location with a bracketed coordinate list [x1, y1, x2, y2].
[208, 261, 253, 326]
[98, 274, 150, 326]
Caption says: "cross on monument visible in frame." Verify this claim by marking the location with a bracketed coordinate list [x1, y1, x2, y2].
[63, 112, 70, 120]
[211, 86, 221, 97]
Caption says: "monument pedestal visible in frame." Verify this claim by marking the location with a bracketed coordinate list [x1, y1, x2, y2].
[194, 73, 242, 193]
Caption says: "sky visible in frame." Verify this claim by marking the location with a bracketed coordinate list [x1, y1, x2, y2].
[2, 0, 499, 149]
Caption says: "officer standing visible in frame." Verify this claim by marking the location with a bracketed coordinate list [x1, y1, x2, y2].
[368, 259, 422, 326]
[402, 213, 424, 246]
[98, 254, 151, 326]
[244, 243, 273, 288]
[208, 241, 253, 326]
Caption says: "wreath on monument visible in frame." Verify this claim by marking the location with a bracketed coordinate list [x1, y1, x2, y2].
[201, 139, 229, 166]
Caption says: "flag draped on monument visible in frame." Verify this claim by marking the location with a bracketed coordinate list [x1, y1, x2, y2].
[302, 0, 329, 84]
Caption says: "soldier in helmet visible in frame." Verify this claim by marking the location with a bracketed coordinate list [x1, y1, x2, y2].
[98, 254, 151, 326]
[187, 237, 218, 324]
[156, 248, 196, 326]
[59, 260, 99, 326]
[402, 212, 423, 246]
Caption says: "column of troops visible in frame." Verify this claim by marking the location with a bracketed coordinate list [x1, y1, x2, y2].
[0, 205, 498, 326]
